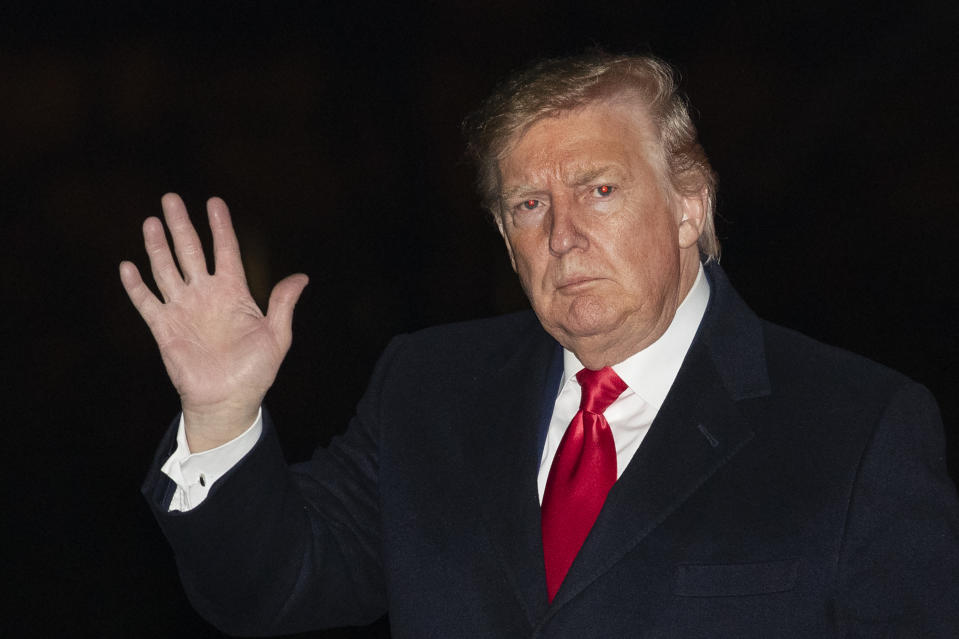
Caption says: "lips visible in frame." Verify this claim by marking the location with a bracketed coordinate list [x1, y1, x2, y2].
[556, 276, 599, 290]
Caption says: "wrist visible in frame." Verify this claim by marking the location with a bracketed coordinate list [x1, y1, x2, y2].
[182, 403, 261, 453]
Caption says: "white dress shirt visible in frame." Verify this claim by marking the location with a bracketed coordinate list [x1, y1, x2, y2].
[165, 265, 710, 512]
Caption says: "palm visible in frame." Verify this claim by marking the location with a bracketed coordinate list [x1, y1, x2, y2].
[153, 270, 280, 408]
[120, 194, 307, 447]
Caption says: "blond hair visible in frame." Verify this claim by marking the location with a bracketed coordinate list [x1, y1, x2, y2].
[463, 51, 720, 260]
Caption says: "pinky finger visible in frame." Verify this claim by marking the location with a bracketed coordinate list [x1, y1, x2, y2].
[119, 261, 163, 326]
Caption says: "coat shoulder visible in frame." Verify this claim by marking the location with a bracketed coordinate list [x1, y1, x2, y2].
[395, 310, 549, 366]
[758, 319, 924, 414]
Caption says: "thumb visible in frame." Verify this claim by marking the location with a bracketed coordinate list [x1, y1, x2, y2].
[266, 273, 309, 347]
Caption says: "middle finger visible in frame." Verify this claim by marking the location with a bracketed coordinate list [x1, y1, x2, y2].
[161, 193, 208, 283]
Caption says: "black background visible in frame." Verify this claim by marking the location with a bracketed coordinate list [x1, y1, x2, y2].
[4, 1, 957, 636]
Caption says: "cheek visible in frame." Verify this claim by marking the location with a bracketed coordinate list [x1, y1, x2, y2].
[617, 224, 679, 292]
[510, 252, 541, 300]
[512, 254, 563, 318]
[509, 238, 547, 281]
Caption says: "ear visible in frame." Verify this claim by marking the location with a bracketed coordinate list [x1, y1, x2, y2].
[495, 213, 518, 272]
[676, 186, 707, 250]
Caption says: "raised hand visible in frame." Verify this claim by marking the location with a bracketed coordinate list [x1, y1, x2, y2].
[120, 194, 308, 452]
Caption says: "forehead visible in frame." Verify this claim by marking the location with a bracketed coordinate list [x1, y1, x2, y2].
[499, 97, 663, 188]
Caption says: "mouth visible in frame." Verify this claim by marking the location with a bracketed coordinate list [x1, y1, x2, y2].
[556, 276, 599, 291]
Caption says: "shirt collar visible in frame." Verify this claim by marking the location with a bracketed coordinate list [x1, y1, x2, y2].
[561, 262, 711, 411]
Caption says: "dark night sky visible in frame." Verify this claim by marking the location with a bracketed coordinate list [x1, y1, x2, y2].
[3, 2, 958, 636]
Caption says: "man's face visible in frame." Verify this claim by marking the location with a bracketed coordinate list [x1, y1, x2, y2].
[497, 96, 704, 367]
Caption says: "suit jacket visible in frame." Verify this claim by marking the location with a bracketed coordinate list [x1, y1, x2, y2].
[143, 263, 959, 638]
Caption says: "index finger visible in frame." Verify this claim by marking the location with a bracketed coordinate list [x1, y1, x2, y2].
[119, 260, 163, 327]
[207, 197, 244, 277]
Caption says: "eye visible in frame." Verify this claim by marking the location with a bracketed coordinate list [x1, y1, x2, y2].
[594, 185, 614, 197]
[521, 199, 540, 211]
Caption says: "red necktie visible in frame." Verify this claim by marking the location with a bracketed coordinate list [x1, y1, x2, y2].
[542, 366, 627, 602]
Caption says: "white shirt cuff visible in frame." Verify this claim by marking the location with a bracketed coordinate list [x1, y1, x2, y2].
[161, 408, 263, 512]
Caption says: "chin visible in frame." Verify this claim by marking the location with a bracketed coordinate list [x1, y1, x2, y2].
[554, 297, 622, 340]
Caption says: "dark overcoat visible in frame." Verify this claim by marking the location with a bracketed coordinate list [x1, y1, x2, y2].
[144, 264, 959, 637]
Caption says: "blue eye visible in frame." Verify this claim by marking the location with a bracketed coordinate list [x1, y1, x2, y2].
[595, 185, 614, 197]
[522, 199, 539, 210]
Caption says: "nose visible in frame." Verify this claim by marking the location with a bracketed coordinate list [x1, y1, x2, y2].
[548, 196, 588, 256]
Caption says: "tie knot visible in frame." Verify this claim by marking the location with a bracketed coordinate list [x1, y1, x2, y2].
[575, 366, 627, 414]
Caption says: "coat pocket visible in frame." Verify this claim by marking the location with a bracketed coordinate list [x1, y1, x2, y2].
[672, 559, 799, 597]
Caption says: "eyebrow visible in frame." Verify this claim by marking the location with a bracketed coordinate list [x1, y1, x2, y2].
[500, 164, 622, 200]
[500, 184, 540, 200]
[570, 165, 617, 186]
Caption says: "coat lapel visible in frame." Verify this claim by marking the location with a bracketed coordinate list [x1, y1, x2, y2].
[461, 318, 560, 624]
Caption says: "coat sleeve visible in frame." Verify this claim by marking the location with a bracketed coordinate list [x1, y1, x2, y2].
[834, 382, 959, 637]
[141, 335, 411, 636]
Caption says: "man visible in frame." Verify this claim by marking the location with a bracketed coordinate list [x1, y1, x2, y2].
[122, 53, 959, 637]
